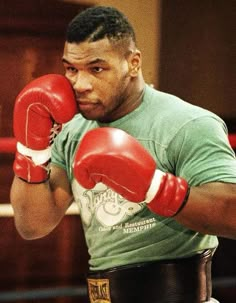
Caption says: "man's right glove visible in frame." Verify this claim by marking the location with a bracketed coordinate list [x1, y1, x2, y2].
[13, 74, 77, 183]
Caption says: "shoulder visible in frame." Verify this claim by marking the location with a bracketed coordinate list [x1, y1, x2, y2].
[145, 85, 221, 122]
[143, 85, 226, 143]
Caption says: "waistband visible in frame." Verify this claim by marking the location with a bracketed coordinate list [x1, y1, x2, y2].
[87, 249, 213, 303]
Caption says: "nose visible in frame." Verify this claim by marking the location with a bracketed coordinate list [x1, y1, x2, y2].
[72, 72, 92, 93]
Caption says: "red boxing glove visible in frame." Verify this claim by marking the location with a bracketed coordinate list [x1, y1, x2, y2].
[13, 74, 77, 183]
[73, 128, 189, 217]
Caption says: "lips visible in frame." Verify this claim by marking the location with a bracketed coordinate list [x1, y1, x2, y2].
[77, 99, 98, 111]
[78, 99, 92, 104]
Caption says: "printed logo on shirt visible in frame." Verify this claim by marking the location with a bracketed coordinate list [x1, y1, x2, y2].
[87, 278, 111, 303]
[72, 180, 145, 227]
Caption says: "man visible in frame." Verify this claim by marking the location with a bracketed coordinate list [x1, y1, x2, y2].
[10, 6, 236, 303]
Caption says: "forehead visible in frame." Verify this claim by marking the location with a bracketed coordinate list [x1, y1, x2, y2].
[63, 38, 122, 64]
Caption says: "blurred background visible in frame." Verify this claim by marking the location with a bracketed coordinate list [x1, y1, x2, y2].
[0, 0, 235, 302]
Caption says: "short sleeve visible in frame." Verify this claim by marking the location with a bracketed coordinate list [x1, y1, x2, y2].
[167, 116, 236, 186]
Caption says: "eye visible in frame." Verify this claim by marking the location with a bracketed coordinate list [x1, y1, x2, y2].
[91, 66, 103, 73]
[65, 66, 78, 74]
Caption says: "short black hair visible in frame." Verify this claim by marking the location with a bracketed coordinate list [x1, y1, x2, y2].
[66, 6, 136, 45]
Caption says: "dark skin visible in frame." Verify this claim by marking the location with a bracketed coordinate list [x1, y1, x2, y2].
[62, 38, 144, 122]
[10, 38, 236, 240]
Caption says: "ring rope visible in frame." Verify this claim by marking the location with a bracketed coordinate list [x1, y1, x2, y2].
[0, 202, 79, 217]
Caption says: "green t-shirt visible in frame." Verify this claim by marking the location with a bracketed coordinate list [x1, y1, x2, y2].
[52, 84, 236, 271]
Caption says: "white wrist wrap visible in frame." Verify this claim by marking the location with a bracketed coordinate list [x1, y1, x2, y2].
[17, 142, 51, 165]
[145, 170, 166, 203]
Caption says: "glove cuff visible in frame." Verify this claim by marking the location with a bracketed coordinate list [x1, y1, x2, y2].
[13, 151, 50, 183]
[146, 171, 189, 217]
[145, 170, 167, 203]
[17, 142, 51, 165]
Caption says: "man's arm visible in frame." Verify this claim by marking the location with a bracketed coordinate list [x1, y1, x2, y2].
[10, 165, 73, 240]
[73, 127, 236, 240]
[10, 74, 77, 239]
[175, 182, 236, 239]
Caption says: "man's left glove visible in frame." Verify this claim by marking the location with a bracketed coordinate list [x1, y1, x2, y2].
[73, 127, 189, 217]
[13, 74, 77, 183]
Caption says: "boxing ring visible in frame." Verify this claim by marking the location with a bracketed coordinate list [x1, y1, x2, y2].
[1, 136, 236, 301]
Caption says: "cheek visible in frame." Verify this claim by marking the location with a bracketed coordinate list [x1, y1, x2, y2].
[95, 68, 130, 104]
[64, 73, 76, 87]
[103, 70, 129, 93]
[95, 76, 119, 100]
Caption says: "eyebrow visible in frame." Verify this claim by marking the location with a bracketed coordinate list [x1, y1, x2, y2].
[89, 58, 107, 65]
[61, 58, 71, 65]
[62, 57, 107, 66]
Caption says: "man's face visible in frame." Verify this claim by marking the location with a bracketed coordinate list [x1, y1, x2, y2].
[62, 38, 135, 122]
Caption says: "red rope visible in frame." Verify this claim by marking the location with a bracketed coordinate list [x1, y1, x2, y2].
[0, 138, 16, 153]
[228, 134, 236, 148]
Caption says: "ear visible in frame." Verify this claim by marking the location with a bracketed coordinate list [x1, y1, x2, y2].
[128, 50, 142, 77]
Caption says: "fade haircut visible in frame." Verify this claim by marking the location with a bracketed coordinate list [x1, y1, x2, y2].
[66, 6, 136, 48]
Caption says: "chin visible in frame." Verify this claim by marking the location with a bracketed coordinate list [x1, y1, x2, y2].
[80, 112, 103, 121]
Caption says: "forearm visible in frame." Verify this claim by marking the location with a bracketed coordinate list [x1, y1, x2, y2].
[175, 182, 236, 239]
[10, 176, 73, 239]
